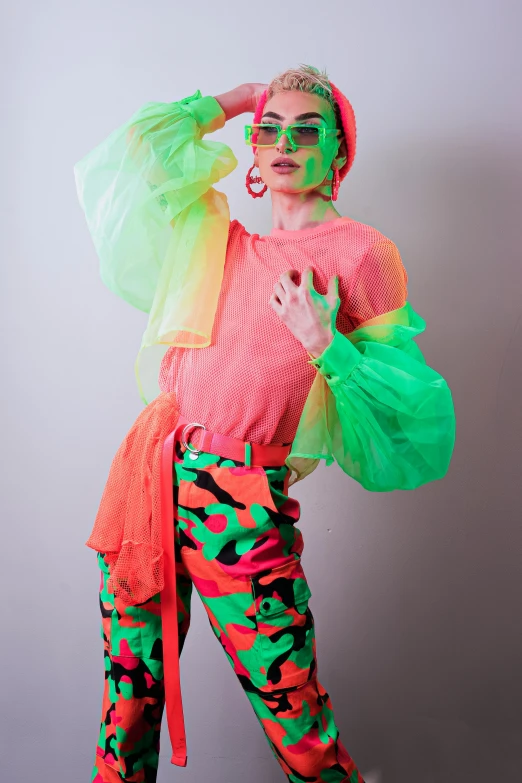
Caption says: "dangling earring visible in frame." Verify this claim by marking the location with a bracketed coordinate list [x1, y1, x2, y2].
[246, 163, 267, 198]
[331, 166, 340, 201]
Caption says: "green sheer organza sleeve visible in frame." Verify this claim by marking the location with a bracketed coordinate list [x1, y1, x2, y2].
[288, 302, 456, 491]
[74, 89, 238, 401]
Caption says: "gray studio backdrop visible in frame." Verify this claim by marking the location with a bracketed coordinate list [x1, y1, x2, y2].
[2, 1, 521, 782]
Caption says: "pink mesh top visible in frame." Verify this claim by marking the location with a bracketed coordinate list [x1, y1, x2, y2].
[158, 216, 408, 446]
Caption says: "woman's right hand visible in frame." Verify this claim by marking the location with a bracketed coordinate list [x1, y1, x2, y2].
[214, 83, 269, 122]
[243, 82, 269, 113]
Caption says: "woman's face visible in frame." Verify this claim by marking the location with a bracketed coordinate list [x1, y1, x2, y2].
[253, 90, 347, 198]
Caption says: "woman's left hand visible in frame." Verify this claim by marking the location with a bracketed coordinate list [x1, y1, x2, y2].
[270, 267, 341, 358]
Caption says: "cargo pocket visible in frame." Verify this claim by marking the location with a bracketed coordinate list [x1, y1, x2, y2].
[95, 554, 164, 778]
[250, 558, 316, 691]
[97, 551, 162, 661]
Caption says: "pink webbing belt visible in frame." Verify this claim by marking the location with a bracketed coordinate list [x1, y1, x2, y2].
[160, 414, 292, 767]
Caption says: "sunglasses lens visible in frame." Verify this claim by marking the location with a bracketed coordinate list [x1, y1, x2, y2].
[252, 125, 279, 145]
[292, 126, 320, 146]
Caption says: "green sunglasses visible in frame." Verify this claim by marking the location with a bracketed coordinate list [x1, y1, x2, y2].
[244, 123, 342, 151]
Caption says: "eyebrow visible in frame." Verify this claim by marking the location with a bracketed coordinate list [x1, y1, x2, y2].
[260, 111, 327, 123]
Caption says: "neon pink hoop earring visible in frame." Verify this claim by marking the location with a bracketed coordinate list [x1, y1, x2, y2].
[246, 163, 267, 198]
[331, 166, 340, 201]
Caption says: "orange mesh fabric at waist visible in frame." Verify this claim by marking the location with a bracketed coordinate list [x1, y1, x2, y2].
[86, 392, 180, 605]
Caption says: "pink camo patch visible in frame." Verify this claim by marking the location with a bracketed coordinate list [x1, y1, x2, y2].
[113, 640, 140, 663]
[279, 496, 301, 522]
[230, 623, 256, 635]
[286, 726, 326, 754]
[205, 513, 227, 534]
[112, 655, 140, 669]
[228, 466, 265, 477]
[191, 574, 230, 598]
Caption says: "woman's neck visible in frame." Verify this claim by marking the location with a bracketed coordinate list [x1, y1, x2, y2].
[270, 193, 342, 232]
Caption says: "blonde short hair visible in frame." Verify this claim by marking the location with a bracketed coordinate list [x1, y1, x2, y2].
[265, 64, 343, 134]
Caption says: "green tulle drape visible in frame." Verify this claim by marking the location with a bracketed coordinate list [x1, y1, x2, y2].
[287, 302, 456, 489]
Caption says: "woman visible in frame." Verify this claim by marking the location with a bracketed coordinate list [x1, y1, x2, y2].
[75, 64, 455, 783]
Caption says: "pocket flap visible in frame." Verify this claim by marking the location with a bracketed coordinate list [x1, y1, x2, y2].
[251, 559, 312, 617]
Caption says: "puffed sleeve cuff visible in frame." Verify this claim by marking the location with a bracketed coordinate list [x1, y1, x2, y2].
[307, 329, 363, 383]
[182, 95, 227, 135]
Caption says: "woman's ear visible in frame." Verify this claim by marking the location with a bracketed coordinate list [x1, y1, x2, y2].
[334, 136, 348, 171]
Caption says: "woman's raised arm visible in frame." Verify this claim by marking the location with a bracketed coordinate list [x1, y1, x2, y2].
[74, 89, 239, 313]
[214, 83, 269, 120]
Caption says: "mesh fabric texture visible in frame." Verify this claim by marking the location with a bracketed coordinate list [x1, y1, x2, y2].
[158, 218, 408, 447]
[86, 392, 180, 603]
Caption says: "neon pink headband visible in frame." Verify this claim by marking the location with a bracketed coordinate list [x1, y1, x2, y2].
[252, 80, 357, 182]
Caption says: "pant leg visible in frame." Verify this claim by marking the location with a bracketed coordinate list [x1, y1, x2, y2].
[173, 445, 365, 783]
[91, 550, 193, 782]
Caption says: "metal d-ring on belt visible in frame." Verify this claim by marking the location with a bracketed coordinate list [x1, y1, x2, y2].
[181, 422, 206, 459]
[181, 421, 253, 467]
